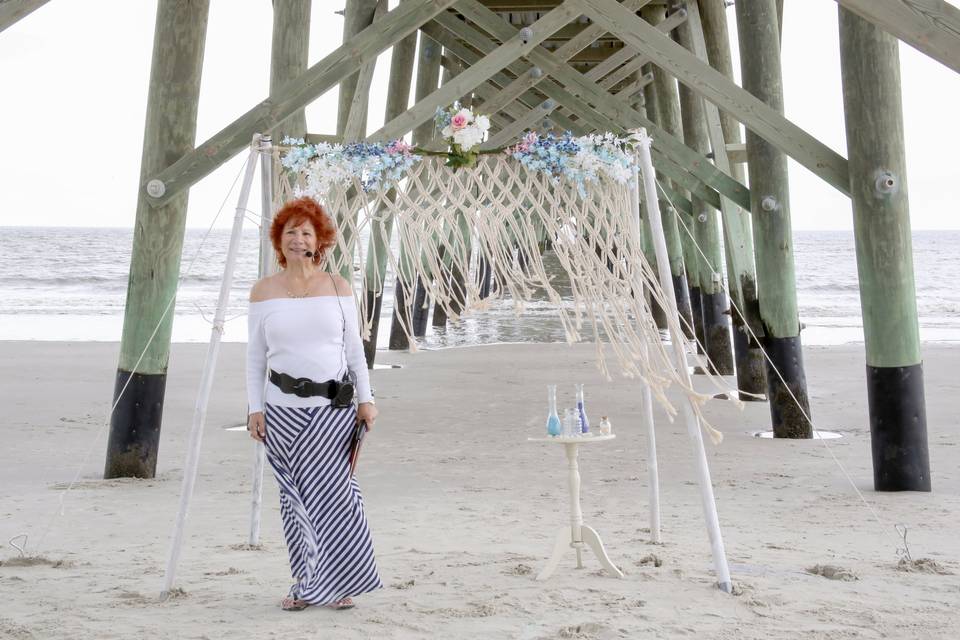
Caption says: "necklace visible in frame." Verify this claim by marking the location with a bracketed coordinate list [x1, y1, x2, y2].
[285, 275, 312, 298]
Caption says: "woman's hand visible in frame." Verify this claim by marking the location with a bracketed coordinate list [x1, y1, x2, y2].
[248, 411, 266, 442]
[357, 402, 378, 430]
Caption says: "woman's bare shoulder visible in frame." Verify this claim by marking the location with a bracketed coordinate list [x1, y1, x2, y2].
[327, 273, 352, 293]
[250, 274, 281, 302]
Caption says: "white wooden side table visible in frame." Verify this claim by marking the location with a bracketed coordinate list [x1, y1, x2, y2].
[527, 434, 624, 580]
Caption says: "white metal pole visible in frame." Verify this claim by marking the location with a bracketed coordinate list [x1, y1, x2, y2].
[160, 135, 261, 599]
[628, 163, 662, 544]
[635, 130, 732, 592]
[248, 135, 276, 546]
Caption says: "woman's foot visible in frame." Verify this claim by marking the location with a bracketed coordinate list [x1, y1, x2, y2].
[326, 597, 355, 610]
[281, 596, 310, 611]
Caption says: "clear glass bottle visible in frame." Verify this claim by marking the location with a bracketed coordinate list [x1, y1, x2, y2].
[563, 408, 578, 437]
[599, 415, 612, 435]
[546, 385, 561, 436]
[575, 383, 590, 433]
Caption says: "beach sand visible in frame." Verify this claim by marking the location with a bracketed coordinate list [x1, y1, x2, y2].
[1, 340, 958, 639]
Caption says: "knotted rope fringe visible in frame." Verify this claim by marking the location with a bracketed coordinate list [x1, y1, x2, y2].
[276, 154, 737, 438]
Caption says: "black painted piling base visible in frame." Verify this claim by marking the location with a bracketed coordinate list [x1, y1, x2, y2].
[449, 264, 466, 318]
[690, 286, 706, 355]
[411, 277, 429, 337]
[672, 273, 695, 340]
[478, 256, 492, 300]
[104, 370, 166, 479]
[702, 291, 734, 375]
[762, 335, 812, 438]
[431, 296, 449, 328]
[432, 248, 449, 329]
[867, 363, 931, 491]
[363, 288, 383, 368]
[733, 324, 767, 400]
[388, 284, 411, 350]
[650, 291, 669, 330]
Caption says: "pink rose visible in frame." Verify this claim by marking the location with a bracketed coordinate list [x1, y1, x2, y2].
[450, 113, 468, 130]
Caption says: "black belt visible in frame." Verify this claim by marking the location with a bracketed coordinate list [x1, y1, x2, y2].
[269, 369, 342, 399]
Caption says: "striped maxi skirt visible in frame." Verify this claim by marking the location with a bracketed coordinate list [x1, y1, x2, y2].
[264, 403, 383, 605]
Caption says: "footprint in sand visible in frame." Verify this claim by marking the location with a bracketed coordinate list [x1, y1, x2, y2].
[806, 564, 859, 581]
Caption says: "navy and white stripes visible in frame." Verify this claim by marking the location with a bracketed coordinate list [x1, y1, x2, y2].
[264, 403, 382, 605]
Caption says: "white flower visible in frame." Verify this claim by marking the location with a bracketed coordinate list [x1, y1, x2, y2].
[474, 115, 490, 132]
[453, 126, 485, 151]
[455, 108, 473, 124]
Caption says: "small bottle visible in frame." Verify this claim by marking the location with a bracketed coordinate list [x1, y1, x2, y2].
[575, 384, 590, 433]
[563, 408, 578, 437]
[546, 385, 561, 436]
[599, 416, 612, 435]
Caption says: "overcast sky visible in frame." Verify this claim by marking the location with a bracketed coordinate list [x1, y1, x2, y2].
[1, 1, 957, 230]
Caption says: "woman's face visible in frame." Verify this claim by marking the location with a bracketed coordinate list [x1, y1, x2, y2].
[281, 219, 318, 264]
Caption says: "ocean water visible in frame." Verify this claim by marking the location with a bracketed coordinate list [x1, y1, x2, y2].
[0, 226, 958, 346]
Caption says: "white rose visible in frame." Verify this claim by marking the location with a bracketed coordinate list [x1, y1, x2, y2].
[474, 115, 490, 132]
[454, 127, 484, 151]
[441, 124, 453, 138]
[456, 108, 473, 124]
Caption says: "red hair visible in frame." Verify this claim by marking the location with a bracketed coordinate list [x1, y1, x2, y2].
[270, 197, 337, 268]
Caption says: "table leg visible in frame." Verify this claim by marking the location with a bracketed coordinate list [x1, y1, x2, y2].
[565, 443, 586, 568]
[581, 524, 624, 578]
[536, 527, 569, 581]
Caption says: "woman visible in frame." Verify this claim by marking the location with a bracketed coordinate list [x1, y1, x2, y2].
[246, 196, 381, 612]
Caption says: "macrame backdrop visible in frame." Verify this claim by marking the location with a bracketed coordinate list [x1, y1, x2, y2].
[274, 153, 736, 436]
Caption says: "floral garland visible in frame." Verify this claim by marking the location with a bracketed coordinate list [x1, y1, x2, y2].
[280, 137, 420, 195]
[506, 131, 639, 197]
[280, 104, 640, 197]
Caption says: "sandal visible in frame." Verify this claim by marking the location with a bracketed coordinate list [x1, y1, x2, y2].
[281, 596, 310, 612]
[326, 597, 355, 610]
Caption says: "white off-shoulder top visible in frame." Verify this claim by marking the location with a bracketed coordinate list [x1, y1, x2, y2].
[246, 296, 373, 413]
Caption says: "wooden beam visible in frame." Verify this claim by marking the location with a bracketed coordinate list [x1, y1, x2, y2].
[269, 0, 312, 140]
[725, 142, 747, 164]
[612, 69, 654, 98]
[834, 0, 960, 74]
[435, 35, 585, 134]
[476, 0, 572, 7]
[435, 6, 720, 204]
[344, 0, 389, 141]
[551, 8, 686, 125]
[430, 31, 545, 114]
[437, 0, 651, 122]
[454, 0, 752, 209]
[579, 0, 851, 197]
[421, 19, 587, 131]
[0, 0, 49, 33]
[370, 1, 580, 142]
[147, 0, 458, 206]
[411, 32, 443, 144]
[589, 7, 686, 81]
[433, 10, 622, 129]
[304, 133, 343, 145]
[424, 24, 542, 109]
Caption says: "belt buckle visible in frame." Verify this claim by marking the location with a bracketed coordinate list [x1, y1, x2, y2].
[292, 377, 311, 397]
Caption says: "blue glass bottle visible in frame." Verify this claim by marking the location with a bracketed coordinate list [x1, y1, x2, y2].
[546, 385, 562, 436]
[575, 383, 590, 433]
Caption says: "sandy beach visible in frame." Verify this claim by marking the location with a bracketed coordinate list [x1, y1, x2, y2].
[1, 340, 958, 639]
